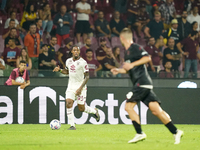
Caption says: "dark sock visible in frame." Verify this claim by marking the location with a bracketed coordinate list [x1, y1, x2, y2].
[165, 121, 177, 134]
[132, 121, 142, 134]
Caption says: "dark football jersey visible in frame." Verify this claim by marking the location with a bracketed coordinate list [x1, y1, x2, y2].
[124, 44, 153, 86]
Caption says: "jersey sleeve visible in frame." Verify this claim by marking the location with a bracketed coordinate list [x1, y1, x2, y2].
[10, 71, 16, 80]
[135, 46, 149, 58]
[83, 60, 89, 73]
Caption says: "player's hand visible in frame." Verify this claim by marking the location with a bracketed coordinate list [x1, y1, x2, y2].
[151, 66, 156, 72]
[53, 65, 60, 72]
[111, 68, 119, 75]
[76, 88, 82, 96]
[20, 83, 26, 89]
[123, 62, 134, 71]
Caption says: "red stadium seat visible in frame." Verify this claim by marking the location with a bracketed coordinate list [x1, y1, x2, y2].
[70, 12, 77, 29]
[103, 0, 111, 7]
[93, 13, 98, 22]
[90, 37, 98, 52]
[105, 13, 113, 22]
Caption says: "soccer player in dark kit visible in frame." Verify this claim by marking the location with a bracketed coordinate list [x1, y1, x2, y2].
[111, 28, 183, 144]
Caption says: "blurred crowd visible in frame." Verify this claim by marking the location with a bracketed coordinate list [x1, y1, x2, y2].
[0, 0, 200, 78]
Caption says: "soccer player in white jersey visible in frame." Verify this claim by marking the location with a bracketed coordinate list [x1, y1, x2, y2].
[53, 46, 100, 130]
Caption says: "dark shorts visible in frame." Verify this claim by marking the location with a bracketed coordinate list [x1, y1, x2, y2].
[126, 87, 161, 107]
[75, 20, 91, 34]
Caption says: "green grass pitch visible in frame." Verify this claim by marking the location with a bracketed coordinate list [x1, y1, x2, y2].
[0, 124, 199, 150]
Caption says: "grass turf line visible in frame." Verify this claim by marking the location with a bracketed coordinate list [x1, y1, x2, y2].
[0, 124, 199, 150]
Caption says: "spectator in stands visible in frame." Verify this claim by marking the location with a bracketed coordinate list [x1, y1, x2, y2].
[140, 0, 151, 19]
[39, 3, 53, 39]
[4, 11, 19, 29]
[177, 31, 199, 78]
[24, 24, 40, 69]
[127, 0, 140, 29]
[0, 58, 5, 76]
[163, 38, 182, 74]
[187, 6, 200, 31]
[4, 60, 30, 88]
[48, 36, 57, 59]
[20, 4, 37, 31]
[145, 37, 163, 74]
[152, 0, 165, 7]
[177, 11, 191, 41]
[38, 44, 57, 77]
[134, 6, 150, 37]
[16, 48, 32, 70]
[85, 49, 102, 77]
[53, 5, 73, 46]
[36, 19, 43, 47]
[51, 0, 58, 17]
[4, 28, 21, 49]
[192, 0, 200, 14]
[37, 0, 48, 11]
[101, 47, 120, 77]
[113, 46, 124, 66]
[110, 11, 125, 37]
[191, 21, 198, 32]
[57, 38, 73, 69]
[161, 19, 180, 46]
[151, 4, 159, 18]
[159, 61, 174, 78]
[96, 37, 108, 64]
[95, 11, 111, 38]
[0, 0, 7, 14]
[159, 0, 176, 29]
[184, 0, 194, 14]
[144, 11, 164, 40]
[1, 39, 21, 76]
[3, 19, 19, 39]
[75, 0, 91, 45]
[80, 38, 92, 59]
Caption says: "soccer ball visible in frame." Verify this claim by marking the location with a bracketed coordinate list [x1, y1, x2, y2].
[15, 77, 24, 83]
[50, 119, 61, 130]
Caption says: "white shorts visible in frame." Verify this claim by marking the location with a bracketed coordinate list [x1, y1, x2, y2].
[65, 90, 87, 105]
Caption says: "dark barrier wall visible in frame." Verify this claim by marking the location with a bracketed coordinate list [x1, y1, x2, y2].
[0, 86, 200, 124]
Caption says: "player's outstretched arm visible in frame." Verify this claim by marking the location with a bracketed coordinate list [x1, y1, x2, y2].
[123, 56, 151, 71]
[111, 68, 127, 75]
[53, 65, 69, 75]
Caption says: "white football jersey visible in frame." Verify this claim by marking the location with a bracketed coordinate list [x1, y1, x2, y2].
[65, 57, 89, 91]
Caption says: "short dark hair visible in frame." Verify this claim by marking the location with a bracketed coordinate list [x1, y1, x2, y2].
[51, 36, 57, 40]
[10, 11, 16, 16]
[9, 38, 16, 43]
[191, 31, 198, 37]
[41, 44, 48, 48]
[9, 19, 15, 23]
[29, 24, 36, 28]
[86, 49, 93, 53]
[19, 60, 26, 64]
[10, 27, 17, 31]
[148, 37, 155, 41]
[35, 18, 42, 23]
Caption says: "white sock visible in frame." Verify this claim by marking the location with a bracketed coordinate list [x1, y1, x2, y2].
[67, 108, 75, 127]
[84, 104, 97, 114]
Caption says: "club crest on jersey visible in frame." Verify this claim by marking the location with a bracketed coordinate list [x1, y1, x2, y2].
[77, 61, 80, 65]
[127, 51, 130, 55]
[70, 65, 76, 72]
[68, 60, 72, 65]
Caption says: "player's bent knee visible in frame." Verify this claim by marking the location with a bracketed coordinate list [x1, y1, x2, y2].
[78, 105, 85, 112]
